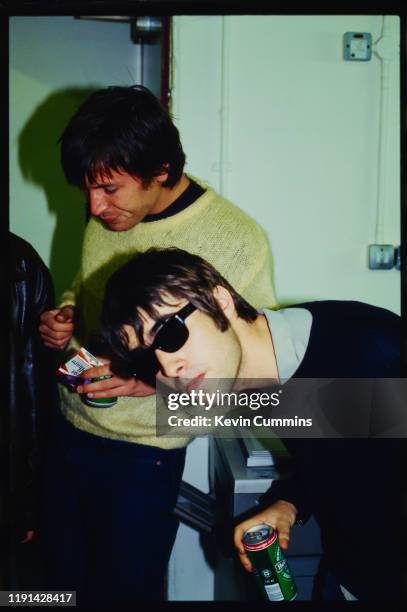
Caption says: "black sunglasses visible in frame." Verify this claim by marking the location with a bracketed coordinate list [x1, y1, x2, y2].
[148, 302, 197, 353]
[121, 302, 197, 381]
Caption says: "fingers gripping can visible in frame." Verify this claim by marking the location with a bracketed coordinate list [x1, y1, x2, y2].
[57, 347, 117, 408]
[243, 524, 297, 601]
[83, 375, 118, 408]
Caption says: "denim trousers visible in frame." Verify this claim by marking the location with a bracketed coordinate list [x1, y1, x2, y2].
[41, 414, 186, 605]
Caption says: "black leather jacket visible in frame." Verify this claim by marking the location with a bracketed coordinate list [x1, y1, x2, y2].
[9, 233, 59, 537]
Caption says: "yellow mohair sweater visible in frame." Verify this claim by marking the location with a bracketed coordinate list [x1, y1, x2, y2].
[59, 177, 276, 448]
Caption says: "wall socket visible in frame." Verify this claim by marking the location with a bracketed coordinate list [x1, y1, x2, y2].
[344, 32, 372, 61]
[368, 244, 396, 270]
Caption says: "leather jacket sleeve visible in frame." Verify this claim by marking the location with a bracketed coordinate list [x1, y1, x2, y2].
[9, 233, 59, 536]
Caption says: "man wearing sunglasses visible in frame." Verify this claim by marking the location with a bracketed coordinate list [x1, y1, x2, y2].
[99, 247, 402, 603]
[38, 85, 276, 603]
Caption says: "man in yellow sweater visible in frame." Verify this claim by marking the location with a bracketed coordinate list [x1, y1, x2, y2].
[38, 85, 275, 604]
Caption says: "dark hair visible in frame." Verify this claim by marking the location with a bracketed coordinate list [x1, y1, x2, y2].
[60, 85, 186, 189]
[101, 248, 258, 370]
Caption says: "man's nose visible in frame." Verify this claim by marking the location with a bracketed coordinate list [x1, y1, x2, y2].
[155, 349, 185, 378]
[88, 191, 107, 217]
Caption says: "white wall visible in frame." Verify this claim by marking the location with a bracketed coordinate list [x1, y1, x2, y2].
[172, 15, 400, 312]
[169, 14, 400, 600]
[9, 16, 160, 300]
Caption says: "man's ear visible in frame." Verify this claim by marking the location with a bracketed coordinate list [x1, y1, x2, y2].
[156, 163, 169, 184]
[213, 285, 236, 322]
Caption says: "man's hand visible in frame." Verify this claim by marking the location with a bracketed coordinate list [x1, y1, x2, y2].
[39, 305, 75, 349]
[234, 500, 297, 572]
[77, 361, 156, 398]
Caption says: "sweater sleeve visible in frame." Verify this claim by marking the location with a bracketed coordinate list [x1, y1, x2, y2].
[59, 269, 81, 308]
[258, 471, 312, 525]
[258, 439, 313, 525]
[240, 233, 276, 309]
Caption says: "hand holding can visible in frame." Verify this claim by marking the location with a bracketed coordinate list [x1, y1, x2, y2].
[81, 374, 118, 407]
[57, 347, 117, 408]
[243, 524, 297, 601]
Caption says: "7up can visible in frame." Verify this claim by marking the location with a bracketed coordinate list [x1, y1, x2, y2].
[243, 524, 297, 601]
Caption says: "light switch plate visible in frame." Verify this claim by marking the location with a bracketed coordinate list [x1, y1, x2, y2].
[368, 244, 395, 270]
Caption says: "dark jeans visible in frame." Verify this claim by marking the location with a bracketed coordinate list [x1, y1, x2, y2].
[41, 414, 186, 605]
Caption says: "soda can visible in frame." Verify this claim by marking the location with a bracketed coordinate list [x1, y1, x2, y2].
[243, 523, 297, 601]
[82, 375, 118, 408]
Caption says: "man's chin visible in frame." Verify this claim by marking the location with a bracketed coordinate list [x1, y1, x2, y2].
[106, 219, 141, 232]
[103, 219, 128, 232]
[185, 377, 234, 396]
[155, 373, 236, 396]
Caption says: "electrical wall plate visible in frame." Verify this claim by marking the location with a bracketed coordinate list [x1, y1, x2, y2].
[368, 244, 395, 270]
[344, 32, 372, 61]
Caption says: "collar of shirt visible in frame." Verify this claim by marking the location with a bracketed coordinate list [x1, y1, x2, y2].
[263, 308, 312, 382]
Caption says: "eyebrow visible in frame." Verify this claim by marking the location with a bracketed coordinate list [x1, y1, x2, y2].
[90, 183, 117, 189]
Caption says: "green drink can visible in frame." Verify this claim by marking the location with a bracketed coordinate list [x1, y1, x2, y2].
[243, 523, 297, 601]
[82, 375, 118, 408]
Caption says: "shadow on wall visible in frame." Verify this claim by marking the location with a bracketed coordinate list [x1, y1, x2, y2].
[18, 87, 98, 301]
